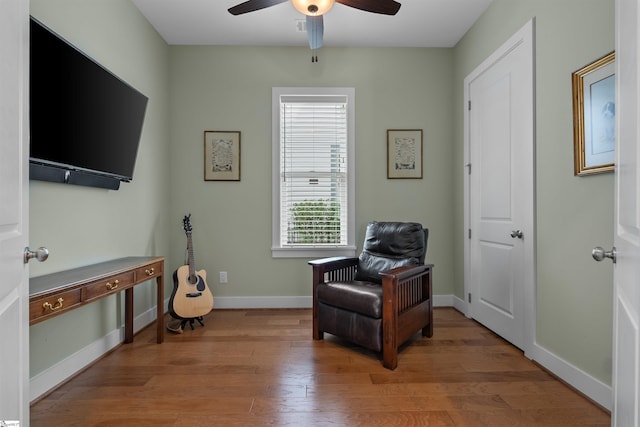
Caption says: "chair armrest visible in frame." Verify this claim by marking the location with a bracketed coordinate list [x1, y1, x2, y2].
[379, 264, 433, 282]
[308, 256, 358, 271]
[380, 263, 433, 312]
[309, 256, 359, 285]
[309, 256, 358, 268]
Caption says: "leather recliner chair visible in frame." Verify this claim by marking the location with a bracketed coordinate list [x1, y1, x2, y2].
[309, 221, 433, 369]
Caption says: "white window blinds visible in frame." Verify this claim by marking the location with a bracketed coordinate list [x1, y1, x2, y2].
[279, 94, 348, 246]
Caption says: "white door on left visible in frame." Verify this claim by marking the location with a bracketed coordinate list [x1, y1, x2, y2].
[0, 0, 31, 423]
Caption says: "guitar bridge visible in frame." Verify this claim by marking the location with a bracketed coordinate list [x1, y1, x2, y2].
[186, 292, 202, 298]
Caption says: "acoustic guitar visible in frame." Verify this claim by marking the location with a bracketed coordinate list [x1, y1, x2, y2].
[168, 214, 214, 320]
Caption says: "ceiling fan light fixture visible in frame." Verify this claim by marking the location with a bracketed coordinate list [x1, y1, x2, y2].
[291, 0, 335, 16]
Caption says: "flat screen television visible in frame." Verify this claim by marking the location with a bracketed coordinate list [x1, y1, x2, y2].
[29, 17, 148, 190]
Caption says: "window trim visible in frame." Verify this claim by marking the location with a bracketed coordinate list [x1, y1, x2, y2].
[271, 87, 356, 258]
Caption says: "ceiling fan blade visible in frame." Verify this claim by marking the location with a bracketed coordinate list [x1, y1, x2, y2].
[336, 0, 401, 15]
[228, 0, 288, 15]
[307, 15, 324, 50]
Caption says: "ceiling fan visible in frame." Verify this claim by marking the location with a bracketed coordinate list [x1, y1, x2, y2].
[228, 0, 402, 62]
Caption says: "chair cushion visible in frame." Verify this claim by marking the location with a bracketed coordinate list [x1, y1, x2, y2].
[317, 302, 383, 352]
[316, 281, 383, 318]
[354, 221, 427, 284]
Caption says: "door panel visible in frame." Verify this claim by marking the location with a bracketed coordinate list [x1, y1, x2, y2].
[0, 0, 30, 423]
[612, 0, 640, 424]
[478, 241, 515, 317]
[470, 49, 523, 348]
[465, 20, 535, 352]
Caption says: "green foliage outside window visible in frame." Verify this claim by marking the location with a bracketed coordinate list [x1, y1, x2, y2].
[288, 199, 341, 244]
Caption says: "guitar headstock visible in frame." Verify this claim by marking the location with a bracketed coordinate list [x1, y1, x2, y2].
[182, 214, 192, 236]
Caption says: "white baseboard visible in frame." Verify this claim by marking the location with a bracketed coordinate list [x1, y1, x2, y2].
[437, 295, 611, 409]
[213, 296, 313, 309]
[433, 294, 467, 312]
[30, 294, 612, 412]
[528, 343, 612, 410]
[432, 294, 454, 307]
[29, 304, 159, 403]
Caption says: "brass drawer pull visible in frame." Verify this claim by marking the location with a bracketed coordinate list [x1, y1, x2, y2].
[144, 268, 155, 276]
[43, 297, 64, 311]
[106, 279, 120, 290]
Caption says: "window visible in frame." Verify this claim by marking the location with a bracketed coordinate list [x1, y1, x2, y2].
[272, 87, 356, 258]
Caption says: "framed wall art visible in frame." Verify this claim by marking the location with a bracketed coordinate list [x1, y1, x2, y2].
[387, 129, 423, 179]
[572, 51, 615, 176]
[204, 131, 241, 181]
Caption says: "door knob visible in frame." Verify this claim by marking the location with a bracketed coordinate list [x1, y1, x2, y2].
[24, 246, 49, 264]
[510, 230, 524, 239]
[592, 246, 616, 263]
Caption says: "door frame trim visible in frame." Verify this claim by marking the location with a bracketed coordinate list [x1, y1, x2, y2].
[463, 18, 536, 358]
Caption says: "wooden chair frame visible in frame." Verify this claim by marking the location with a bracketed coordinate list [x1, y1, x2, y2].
[310, 256, 433, 369]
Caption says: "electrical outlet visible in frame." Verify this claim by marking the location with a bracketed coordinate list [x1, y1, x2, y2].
[219, 271, 228, 284]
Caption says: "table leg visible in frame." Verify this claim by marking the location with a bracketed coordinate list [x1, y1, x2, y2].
[124, 287, 134, 343]
[156, 275, 164, 343]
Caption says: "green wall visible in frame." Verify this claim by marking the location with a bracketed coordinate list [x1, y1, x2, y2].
[453, 0, 614, 385]
[168, 46, 454, 300]
[28, 0, 172, 377]
[28, 0, 615, 399]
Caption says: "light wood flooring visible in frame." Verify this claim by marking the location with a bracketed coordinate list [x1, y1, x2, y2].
[30, 308, 611, 426]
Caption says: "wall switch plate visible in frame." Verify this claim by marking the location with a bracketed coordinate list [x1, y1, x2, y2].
[219, 271, 228, 284]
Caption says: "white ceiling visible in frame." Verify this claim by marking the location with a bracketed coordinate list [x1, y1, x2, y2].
[131, 0, 493, 48]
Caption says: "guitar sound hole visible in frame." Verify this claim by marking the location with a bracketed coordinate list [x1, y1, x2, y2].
[188, 275, 198, 284]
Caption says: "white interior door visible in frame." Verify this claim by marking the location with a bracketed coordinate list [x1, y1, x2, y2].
[0, 0, 30, 423]
[609, 0, 640, 424]
[464, 20, 535, 352]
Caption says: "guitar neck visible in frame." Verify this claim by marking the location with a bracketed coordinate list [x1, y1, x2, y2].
[186, 234, 196, 278]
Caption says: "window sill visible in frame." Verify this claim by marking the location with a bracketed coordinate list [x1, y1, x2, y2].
[271, 246, 357, 259]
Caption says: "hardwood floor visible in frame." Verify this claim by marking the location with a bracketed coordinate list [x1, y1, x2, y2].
[30, 308, 610, 426]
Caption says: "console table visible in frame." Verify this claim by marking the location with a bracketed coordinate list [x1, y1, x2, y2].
[29, 256, 165, 344]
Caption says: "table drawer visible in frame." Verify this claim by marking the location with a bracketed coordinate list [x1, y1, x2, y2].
[30, 289, 82, 324]
[82, 272, 134, 302]
[135, 261, 163, 281]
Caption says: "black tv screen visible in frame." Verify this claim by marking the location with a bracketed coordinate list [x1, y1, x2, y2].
[30, 17, 148, 185]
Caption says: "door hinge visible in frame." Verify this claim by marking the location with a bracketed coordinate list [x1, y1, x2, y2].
[468, 293, 472, 303]
[466, 163, 471, 174]
[468, 100, 471, 110]
[468, 228, 472, 239]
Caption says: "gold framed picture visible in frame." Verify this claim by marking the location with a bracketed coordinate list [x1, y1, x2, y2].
[572, 52, 615, 176]
[204, 131, 241, 181]
[387, 129, 423, 179]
